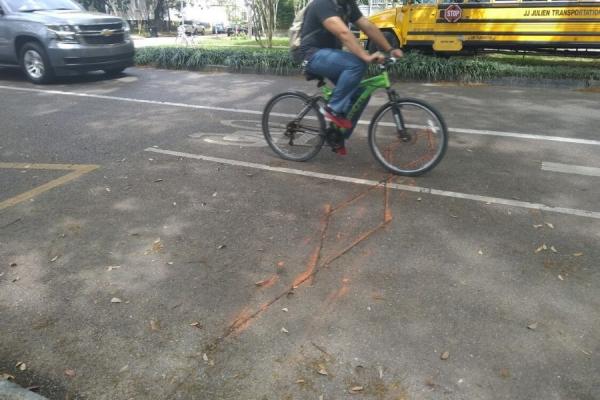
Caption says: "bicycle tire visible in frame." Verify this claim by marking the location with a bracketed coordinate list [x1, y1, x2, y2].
[368, 98, 448, 176]
[262, 91, 326, 162]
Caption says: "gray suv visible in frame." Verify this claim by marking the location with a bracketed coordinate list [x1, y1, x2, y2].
[0, 0, 134, 83]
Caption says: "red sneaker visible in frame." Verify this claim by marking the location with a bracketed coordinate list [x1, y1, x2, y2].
[323, 106, 352, 129]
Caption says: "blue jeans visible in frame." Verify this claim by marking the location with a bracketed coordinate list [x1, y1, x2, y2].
[306, 49, 367, 117]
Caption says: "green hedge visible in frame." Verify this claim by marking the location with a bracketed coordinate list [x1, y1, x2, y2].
[134, 46, 600, 82]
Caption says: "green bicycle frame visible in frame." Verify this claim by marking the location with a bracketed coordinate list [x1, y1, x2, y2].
[320, 70, 392, 127]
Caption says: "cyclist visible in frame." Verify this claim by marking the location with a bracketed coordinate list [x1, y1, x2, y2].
[292, 0, 404, 152]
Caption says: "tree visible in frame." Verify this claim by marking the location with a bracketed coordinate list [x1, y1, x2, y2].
[250, 0, 279, 48]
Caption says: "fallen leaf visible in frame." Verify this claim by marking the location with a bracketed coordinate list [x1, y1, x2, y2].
[558, 275, 564, 281]
[550, 246, 558, 253]
[105, 187, 111, 192]
[296, 379, 305, 384]
[527, 322, 538, 330]
[111, 297, 122, 303]
[478, 250, 483, 255]
[107, 265, 121, 271]
[150, 320, 161, 331]
[417, 197, 422, 201]
[50, 256, 59, 262]
[543, 244, 548, 250]
[202, 353, 209, 362]
[281, 308, 289, 312]
[1, 373, 15, 380]
[255, 279, 269, 286]
[281, 327, 289, 334]
[119, 365, 129, 373]
[573, 252, 583, 257]
[350, 386, 364, 392]
[218, 244, 226, 250]
[317, 366, 328, 376]
[440, 351, 449, 360]
[533, 224, 543, 229]
[545, 223, 554, 229]
[16, 362, 26, 371]
[64, 369, 76, 378]
[212, 192, 217, 197]
[190, 321, 202, 328]
[535, 245, 545, 254]
[167, 262, 174, 265]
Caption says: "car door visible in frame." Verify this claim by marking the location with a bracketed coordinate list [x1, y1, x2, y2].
[0, 0, 10, 62]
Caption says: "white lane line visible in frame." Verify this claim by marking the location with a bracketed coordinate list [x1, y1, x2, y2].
[542, 161, 600, 177]
[145, 147, 600, 220]
[2, 84, 599, 147]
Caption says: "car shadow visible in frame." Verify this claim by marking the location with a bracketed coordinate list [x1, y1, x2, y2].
[0, 67, 130, 86]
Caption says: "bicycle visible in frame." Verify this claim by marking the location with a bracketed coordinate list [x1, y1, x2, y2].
[261, 57, 448, 176]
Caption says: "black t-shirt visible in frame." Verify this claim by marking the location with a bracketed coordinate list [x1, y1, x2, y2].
[295, 0, 363, 62]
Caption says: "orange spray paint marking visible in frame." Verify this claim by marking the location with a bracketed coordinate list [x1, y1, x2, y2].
[292, 208, 330, 288]
[255, 275, 278, 288]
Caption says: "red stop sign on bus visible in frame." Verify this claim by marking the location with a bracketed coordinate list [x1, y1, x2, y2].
[444, 4, 462, 23]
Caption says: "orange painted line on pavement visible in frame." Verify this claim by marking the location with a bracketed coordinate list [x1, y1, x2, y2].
[0, 163, 98, 211]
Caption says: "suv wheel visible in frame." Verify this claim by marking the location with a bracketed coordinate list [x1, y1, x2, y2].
[20, 41, 54, 84]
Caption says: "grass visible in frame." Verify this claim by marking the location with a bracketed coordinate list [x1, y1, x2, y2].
[134, 46, 600, 82]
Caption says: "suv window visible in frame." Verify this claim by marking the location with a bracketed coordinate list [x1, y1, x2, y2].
[5, 0, 81, 12]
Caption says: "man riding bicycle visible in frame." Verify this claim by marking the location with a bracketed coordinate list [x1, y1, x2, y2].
[292, 0, 404, 153]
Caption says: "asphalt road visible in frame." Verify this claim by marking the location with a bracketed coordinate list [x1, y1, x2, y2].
[0, 67, 599, 400]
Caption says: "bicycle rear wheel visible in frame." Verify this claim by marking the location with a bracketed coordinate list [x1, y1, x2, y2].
[368, 99, 448, 176]
[262, 91, 325, 161]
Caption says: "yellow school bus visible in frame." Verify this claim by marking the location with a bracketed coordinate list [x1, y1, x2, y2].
[361, 0, 600, 54]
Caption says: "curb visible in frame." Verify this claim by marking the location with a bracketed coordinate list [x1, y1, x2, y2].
[0, 380, 48, 400]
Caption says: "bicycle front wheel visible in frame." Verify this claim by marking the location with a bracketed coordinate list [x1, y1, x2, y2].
[368, 99, 448, 176]
[262, 91, 325, 162]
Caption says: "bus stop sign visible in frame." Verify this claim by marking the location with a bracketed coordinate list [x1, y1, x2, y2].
[444, 4, 462, 23]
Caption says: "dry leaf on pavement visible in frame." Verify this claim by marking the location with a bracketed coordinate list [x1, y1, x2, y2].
[317, 365, 328, 375]
[15, 362, 26, 371]
[190, 321, 202, 328]
[550, 246, 558, 253]
[1, 373, 15, 380]
[545, 223, 554, 229]
[150, 320, 161, 331]
[107, 266, 121, 271]
[50, 256, 59, 262]
[573, 252, 583, 257]
[281, 327, 289, 334]
[64, 369, 76, 378]
[527, 322, 538, 330]
[296, 379, 305, 384]
[440, 351, 449, 360]
[111, 297, 122, 303]
[202, 353, 209, 362]
[350, 386, 364, 392]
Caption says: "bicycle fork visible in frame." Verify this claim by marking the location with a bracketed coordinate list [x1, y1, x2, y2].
[387, 89, 411, 142]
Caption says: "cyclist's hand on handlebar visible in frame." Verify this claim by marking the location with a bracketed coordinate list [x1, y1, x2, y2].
[390, 48, 404, 59]
[366, 51, 385, 64]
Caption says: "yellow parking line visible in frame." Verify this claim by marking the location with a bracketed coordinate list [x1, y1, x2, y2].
[0, 163, 98, 211]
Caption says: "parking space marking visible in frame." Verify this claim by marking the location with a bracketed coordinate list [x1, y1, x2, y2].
[146, 147, 600, 220]
[0, 163, 98, 210]
[542, 161, 600, 177]
[1, 84, 599, 147]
